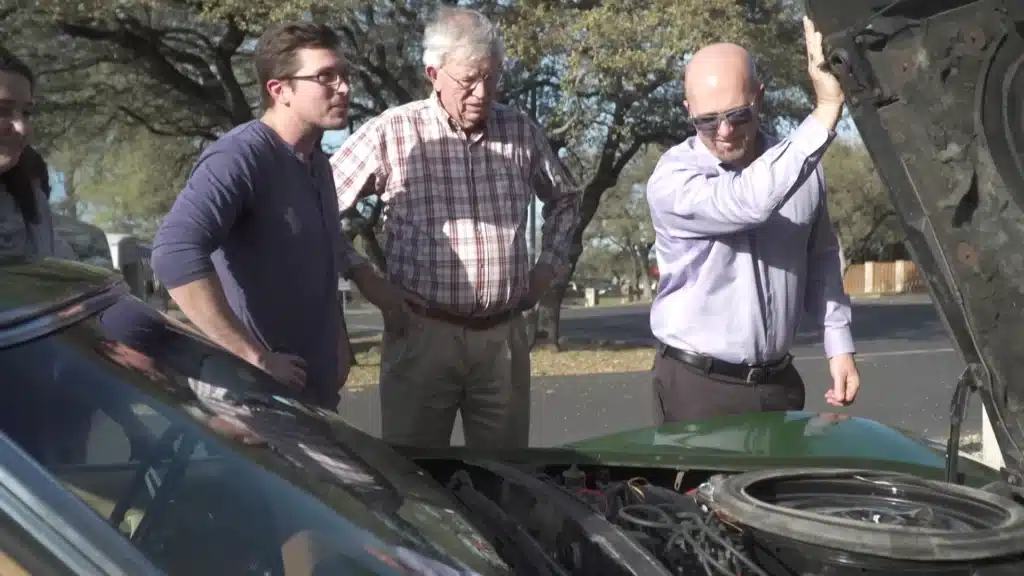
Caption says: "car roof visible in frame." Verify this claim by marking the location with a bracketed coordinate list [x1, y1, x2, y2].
[0, 258, 124, 346]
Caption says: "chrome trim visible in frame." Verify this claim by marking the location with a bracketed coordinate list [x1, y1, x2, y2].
[0, 434, 163, 575]
[0, 282, 129, 350]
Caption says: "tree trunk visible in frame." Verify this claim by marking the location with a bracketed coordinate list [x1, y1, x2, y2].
[533, 279, 568, 350]
[639, 245, 653, 300]
[628, 251, 641, 303]
[532, 175, 609, 349]
[533, 228, 587, 350]
[836, 232, 850, 277]
[640, 265, 653, 301]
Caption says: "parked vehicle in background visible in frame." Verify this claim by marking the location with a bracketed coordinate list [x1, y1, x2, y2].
[53, 214, 114, 269]
[51, 214, 167, 310]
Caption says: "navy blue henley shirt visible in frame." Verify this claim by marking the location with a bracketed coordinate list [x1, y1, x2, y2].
[151, 120, 348, 407]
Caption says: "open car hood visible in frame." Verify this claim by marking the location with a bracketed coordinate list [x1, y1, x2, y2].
[804, 0, 1024, 475]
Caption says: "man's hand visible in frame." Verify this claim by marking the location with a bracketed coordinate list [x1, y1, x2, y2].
[826, 353, 860, 407]
[520, 263, 558, 310]
[166, 277, 306, 390]
[350, 265, 425, 337]
[253, 350, 307, 390]
[804, 16, 846, 131]
[804, 16, 844, 108]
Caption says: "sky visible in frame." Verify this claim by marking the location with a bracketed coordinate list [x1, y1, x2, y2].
[321, 128, 350, 152]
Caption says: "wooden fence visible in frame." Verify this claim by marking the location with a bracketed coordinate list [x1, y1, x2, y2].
[844, 260, 928, 295]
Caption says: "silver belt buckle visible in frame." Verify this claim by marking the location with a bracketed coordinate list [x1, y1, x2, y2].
[746, 366, 766, 383]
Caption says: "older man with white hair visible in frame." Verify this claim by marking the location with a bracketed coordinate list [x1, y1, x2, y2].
[330, 6, 581, 448]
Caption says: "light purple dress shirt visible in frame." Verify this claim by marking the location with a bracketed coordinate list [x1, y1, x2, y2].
[646, 116, 854, 365]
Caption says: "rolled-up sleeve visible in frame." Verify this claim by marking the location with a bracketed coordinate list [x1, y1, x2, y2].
[151, 150, 254, 289]
[529, 122, 581, 276]
[646, 116, 834, 239]
[329, 119, 388, 278]
[804, 165, 855, 358]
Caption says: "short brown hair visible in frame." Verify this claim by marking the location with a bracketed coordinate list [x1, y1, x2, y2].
[254, 21, 341, 109]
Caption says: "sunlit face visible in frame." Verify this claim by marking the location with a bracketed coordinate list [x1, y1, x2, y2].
[427, 54, 502, 131]
[685, 75, 764, 166]
[0, 69, 33, 174]
[266, 47, 350, 131]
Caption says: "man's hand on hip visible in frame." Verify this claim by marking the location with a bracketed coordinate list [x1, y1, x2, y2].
[350, 266, 424, 337]
[825, 353, 860, 407]
[254, 350, 308, 390]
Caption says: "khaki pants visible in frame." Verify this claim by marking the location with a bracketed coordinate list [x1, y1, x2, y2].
[378, 313, 531, 448]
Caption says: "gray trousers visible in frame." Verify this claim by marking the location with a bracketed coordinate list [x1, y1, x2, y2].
[378, 313, 531, 448]
[651, 344, 806, 425]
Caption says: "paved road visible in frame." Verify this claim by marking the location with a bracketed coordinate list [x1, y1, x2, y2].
[338, 294, 977, 446]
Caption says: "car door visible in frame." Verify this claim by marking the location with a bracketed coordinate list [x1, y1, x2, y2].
[0, 431, 162, 575]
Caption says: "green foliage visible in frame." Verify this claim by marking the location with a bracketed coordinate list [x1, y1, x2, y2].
[62, 127, 196, 238]
[585, 145, 659, 250]
[2, 0, 813, 271]
[582, 144, 661, 289]
[502, 0, 807, 145]
[823, 137, 903, 264]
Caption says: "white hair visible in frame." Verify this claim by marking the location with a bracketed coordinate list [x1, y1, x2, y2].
[421, 6, 505, 68]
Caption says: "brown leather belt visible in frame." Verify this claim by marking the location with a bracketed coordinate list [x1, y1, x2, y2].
[406, 302, 522, 331]
[661, 344, 793, 384]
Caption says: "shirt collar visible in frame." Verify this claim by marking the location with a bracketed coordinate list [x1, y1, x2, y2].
[693, 130, 773, 170]
[429, 92, 495, 140]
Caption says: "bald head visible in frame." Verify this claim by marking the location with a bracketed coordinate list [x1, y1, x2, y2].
[684, 43, 760, 112]
[683, 42, 765, 166]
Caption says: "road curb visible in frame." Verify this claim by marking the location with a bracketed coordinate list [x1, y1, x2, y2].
[555, 337, 657, 348]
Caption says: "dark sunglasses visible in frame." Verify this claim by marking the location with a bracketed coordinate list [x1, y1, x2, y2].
[690, 104, 756, 133]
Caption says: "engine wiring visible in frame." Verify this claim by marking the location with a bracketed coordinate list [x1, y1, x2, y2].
[553, 469, 769, 575]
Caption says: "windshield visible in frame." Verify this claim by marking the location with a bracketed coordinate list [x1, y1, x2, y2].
[0, 293, 509, 576]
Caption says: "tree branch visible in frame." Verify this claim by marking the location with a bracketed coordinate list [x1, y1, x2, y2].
[59, 21, 208, 102]
[211, 18, 253, 123]
[118, 105, 216, 140]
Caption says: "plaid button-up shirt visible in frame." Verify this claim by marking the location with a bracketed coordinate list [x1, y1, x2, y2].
[329, 95, 581, 316]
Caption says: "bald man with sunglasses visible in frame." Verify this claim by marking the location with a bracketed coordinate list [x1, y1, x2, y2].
[645, 18, 861, 424]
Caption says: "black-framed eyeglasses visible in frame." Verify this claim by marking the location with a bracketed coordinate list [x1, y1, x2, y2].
[440, 68, 502, 92]
[690, 103, 756, 133]
[283, 69, 349, 90]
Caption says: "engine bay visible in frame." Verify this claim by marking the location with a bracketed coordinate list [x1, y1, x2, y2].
[414, 459, 1024, 576]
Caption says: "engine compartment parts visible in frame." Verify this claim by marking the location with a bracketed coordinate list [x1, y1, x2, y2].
[703, 468, 1024, 575]
[422, 462, 1024, 575]
[445, 461, 671, 575]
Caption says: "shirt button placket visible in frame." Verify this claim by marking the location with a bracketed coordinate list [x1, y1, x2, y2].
[466, 137, 486, 309]
[763, 266, 773, 361]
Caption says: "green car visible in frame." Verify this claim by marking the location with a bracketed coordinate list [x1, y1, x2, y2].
[2, 2, 1024, 575]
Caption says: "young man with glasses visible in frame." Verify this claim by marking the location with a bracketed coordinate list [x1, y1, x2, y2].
[328, 6, 581, 448]
[152, 22, 354, 411]
[645, 18, 861, 423]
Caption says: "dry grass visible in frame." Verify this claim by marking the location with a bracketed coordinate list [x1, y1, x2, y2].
[346, 338, 656, 390]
